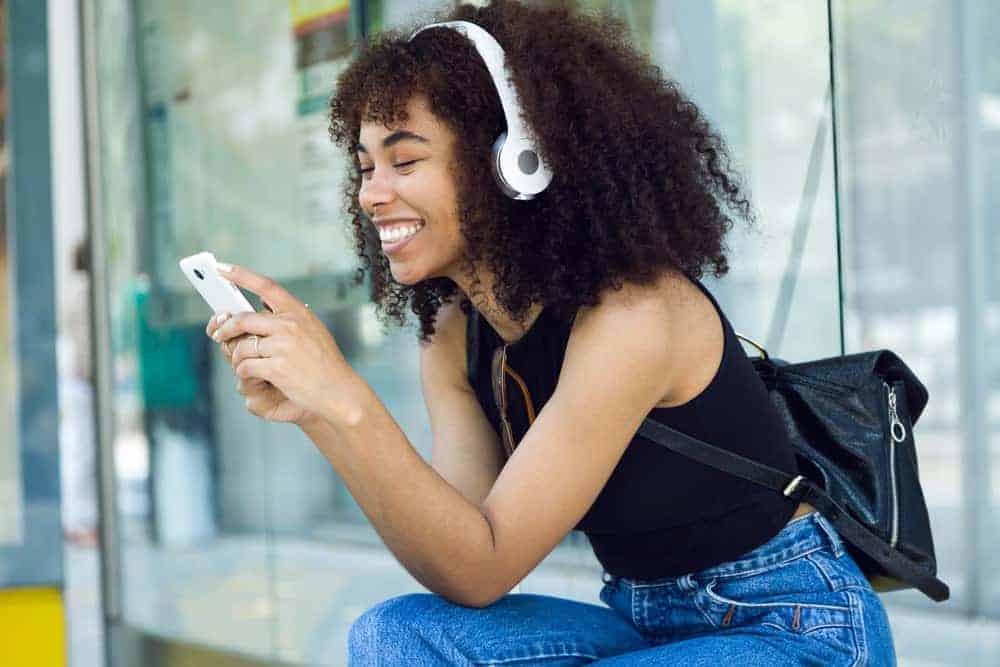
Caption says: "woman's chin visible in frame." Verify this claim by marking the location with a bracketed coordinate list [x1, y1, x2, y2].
[389, 262, 428, 286]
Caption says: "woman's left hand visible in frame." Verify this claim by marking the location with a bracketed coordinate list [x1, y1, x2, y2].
[211, 263, 365, 427]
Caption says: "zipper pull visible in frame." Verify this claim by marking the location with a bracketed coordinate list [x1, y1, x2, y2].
[887, 384, 907, 443]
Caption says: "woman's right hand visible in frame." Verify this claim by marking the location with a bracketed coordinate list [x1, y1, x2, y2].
[206, 312, 314, 424]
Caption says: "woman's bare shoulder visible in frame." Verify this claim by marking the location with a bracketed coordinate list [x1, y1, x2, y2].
[571, 270, 724, 408]
[577, 269, 699, 321]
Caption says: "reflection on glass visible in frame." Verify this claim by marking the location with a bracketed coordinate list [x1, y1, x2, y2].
[140, 1, 352, 291]
[268, 3, 455, 662]
[0, 0, 23, 548]
[526, 1, 840, 364]
[835, 0, 1000, 635]
[98, 0, 424, 661]
[99, 0, 304, 657]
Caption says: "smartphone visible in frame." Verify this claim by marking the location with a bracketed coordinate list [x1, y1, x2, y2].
[178, 251, 256, 315]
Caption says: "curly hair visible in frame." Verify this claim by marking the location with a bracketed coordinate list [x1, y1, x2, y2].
[328, 0, 754, 343]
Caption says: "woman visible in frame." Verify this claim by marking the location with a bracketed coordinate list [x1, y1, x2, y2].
[207, 1, 896, 663]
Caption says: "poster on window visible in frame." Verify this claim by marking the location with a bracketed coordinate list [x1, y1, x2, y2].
[290, 0, 357, 273]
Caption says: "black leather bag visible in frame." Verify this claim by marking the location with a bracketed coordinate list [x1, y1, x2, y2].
[637, 346, 950, 602]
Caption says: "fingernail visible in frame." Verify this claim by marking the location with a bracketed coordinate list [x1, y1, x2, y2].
[217, 312, 231, 324]
[216, 262, 233, 273]
[212, 331, 222, 342]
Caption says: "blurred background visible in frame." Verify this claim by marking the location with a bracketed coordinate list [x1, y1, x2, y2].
[2, 0, 997, 665]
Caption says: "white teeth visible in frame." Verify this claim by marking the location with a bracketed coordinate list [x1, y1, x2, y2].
[380, 222, 424, 243]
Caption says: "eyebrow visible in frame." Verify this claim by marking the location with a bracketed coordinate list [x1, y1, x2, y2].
[357, 130, 430, 154]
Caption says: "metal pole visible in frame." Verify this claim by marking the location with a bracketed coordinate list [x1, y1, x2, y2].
[4, 0, 62, 589]
[955, 0, 987, 618]
[827, 0, 846, 357]
[77, 0, 122, 653]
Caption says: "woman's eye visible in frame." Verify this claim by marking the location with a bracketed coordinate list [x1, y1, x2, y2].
[359, 160, 418, 178]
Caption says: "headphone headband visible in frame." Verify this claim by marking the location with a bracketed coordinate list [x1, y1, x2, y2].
[409, 20, 553, 200]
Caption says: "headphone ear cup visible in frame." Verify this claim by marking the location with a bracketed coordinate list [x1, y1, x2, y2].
[492, 131, 507, 166]
[491, 131, 522, 200]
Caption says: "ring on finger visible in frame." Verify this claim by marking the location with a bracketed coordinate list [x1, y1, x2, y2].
[251, 334, 261, 357]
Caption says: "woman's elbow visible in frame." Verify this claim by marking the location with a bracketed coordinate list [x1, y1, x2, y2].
[437, 575, 511, 609]
[449, 589, 503, 609]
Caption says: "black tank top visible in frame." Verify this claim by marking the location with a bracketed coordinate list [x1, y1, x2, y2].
[466, 276, 800, 580]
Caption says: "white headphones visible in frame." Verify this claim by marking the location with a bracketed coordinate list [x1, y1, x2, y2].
[409, 20, 553, 200]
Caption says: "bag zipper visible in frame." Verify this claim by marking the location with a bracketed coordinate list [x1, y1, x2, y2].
[885, 381, 907, 547]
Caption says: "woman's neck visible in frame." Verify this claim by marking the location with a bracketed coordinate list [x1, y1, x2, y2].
[478, 300, 545, 345]
[453, 267, 544, 345]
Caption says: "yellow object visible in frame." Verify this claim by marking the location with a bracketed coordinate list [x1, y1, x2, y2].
[289, 0, 349, 29]
[0, 587, 66, 667]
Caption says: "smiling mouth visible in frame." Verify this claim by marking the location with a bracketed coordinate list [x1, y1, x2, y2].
[379, 221, 426, 253]
[378, 220, 425, 243]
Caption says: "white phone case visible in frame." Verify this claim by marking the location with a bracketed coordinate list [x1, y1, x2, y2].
[178, 251, 255, 315]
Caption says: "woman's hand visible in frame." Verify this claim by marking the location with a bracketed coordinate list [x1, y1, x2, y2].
[208, 263, 367, 428]
[206, 315, 311, 424]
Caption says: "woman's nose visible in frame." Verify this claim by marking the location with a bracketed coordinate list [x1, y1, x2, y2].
[358, 169, 396, 215]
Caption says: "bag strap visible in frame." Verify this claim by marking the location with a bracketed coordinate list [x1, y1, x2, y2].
[636, 417, 951, 602]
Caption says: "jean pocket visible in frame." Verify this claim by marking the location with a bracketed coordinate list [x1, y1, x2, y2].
[698, 557, 854, 636]
[806, 546, 875, 593]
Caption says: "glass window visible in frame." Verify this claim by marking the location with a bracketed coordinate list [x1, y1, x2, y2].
[270, 5, 448, 664]
[0, 0, 24, 548]
[98, 0, 446, 662]
[833, 0, 1000, 640]
[98, 0, 345, 657]
[3, 0, 61, 589]
[90, 1, 1000, 664]
[94, 0, 845, 661]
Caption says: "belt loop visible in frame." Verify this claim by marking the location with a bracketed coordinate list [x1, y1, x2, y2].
[813, 511, 845, 557]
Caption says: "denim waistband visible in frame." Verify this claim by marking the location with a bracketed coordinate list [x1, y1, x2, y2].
[605, 511, 845, 588]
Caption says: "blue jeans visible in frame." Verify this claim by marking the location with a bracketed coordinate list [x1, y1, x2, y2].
[348, 512, 896, 665]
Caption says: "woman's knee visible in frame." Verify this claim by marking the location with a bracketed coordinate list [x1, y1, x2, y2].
[348, 593, 446, 657]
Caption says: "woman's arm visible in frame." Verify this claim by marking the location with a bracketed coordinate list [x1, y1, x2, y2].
[210, 264, 501, 605]
[420, 299, 504, 507]
[297, 387, 500, 607]
[301, 283, 682, 608]
[213, 265, 683, 608]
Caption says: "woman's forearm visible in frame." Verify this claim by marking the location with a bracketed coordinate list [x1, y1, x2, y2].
[299, 381, 499, 607]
